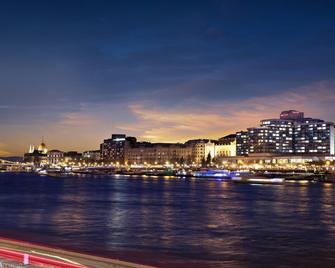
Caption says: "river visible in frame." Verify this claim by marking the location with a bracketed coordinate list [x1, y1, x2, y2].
[0, 172, 335, 268]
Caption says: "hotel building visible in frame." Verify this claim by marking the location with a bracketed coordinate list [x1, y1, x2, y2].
[294, 119, 334, 155]
[236, 110, 334, 157]
[100, 134, 137, 164]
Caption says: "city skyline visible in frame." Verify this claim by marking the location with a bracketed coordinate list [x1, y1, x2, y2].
[1, 1, 335, 156]
[7, 109, 335, 159]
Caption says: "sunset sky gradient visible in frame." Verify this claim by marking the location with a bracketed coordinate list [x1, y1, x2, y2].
[1, 0, 335, 156]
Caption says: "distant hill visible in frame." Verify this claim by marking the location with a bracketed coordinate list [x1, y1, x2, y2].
[0, 156, 23, 162]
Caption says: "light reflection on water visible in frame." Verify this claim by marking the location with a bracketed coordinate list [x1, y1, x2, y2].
[1, 173, 335, 267]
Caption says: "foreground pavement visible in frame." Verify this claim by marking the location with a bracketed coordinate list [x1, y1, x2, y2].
[0, 237, 154, 268]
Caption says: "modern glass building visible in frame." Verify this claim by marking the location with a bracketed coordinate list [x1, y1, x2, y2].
[236, 111, 334, 156]
[294, 119, 334, 155]
[236, 131, 249, 156]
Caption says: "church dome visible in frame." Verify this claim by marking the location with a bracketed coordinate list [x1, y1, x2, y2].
[38, 141, 48, 154]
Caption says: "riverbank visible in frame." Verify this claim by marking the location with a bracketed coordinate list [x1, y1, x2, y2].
[45, 170, 335, 185]
[0, 237, 154, 268]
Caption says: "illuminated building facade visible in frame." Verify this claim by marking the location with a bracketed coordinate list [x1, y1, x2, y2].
[83, 150, 101, 162]
[100, 134, 136, 163]
[125, 137, 237, 165]
[125, 142, 192, 165]
[216, 135, 237, 157]
[280, 110, 304, 121]
[23, 140, 48, 166]
[193, 140, 214, 164]
[248, 119, 294, 154]
[294, 119, 334, 155]
[236, 110, 334, 156]
[236, 131, 249, 156]
[63, 151, 82, 164]
[47, 150, 64, 165]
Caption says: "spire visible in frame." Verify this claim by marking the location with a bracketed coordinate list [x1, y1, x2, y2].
[29, 145, 35, 153]
[38, 137, 47, 154]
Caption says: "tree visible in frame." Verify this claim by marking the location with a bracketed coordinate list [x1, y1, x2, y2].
[206, 153, 212, 166]
[201, 157, 206, 167]
[186, 155, 192, 165]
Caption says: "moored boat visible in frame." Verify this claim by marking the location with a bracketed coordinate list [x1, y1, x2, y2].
[193, 169, 230, 178]
[231, 175, 285, 184]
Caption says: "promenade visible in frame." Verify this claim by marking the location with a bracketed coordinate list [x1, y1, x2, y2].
[0, 238, 154, 268]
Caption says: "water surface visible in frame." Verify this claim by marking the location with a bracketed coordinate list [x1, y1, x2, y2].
[0, 172, 335, 267]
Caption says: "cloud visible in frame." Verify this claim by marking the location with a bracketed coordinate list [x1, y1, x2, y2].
[118, 81, 335, 142]
[0, 151, 10, 156]
[0, 143, 10, 157]
[2, 81, 335, 156]
[58, 112, 99, 127]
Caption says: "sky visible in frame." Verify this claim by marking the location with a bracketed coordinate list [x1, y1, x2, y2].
[0, 0, 335, 156]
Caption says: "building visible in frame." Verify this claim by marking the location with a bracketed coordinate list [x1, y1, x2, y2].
[24, 140, 48, 166]
[294, 119, 334, 155]
[185, 139, 213, 164]
[63, 151, 82, 164]
[122, 136, 237, 166]
[218, 134, 236, 144]
[125, 142, 193, 165]
[236, 110, 334, 156]
[280, 110, 304, 121]
[82, 150, 100, 162]
[215, 134, 237, 157]
[247, 119, 294, 155]
[184, 137, 236, 164]
[47, 150, 64, 165]
[100, 134, 136, 163]
[220, 154, 333, 166]
[236, 131, 249, 156]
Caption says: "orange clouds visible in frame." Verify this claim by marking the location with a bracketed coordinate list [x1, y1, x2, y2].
[59, 112, 100, 127]
[0, 143, 10, 156]
[1, 81, 334, 156]
[119, 81, 335, 142]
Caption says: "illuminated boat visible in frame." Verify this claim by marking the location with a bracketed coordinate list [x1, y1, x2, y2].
[193, 169, 230, 178]
[35, 168, 48, 175]
[231, 175, 284, 184]
[176, 169, 193, 177]
[229, 170, 250, 177]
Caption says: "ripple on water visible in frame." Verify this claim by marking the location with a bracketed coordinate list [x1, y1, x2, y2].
[0, 173, 335, 268]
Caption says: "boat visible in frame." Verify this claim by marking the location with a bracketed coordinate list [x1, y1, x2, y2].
[36, 169, 48, 175]
[176, 169, 193, 177]
[146, 169, 175, 176]
[193, 169, 231, 178]
[230, 170, 251, 177]
[284, 174, 317, 183]
[231, 175, 285, 184]
[319, 173, 335, 183]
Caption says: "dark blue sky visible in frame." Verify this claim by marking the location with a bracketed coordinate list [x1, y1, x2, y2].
[1, 0, 335, 155]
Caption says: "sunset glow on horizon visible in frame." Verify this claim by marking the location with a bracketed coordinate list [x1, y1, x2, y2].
[1, 1, 335, 156]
